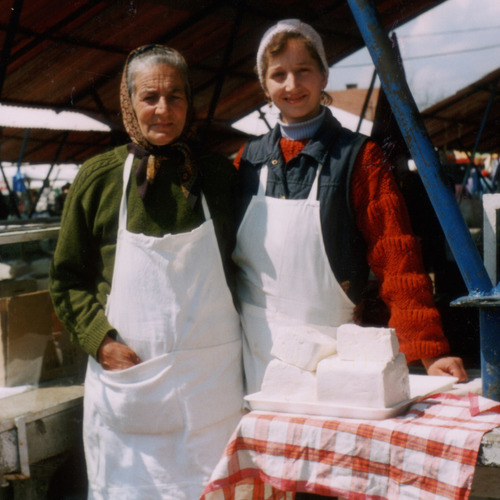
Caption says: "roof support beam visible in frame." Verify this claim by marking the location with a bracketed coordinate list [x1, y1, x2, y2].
[7, 0, 105, 65]
[158, 2, 222, 44]
[457, 77, 500, 199]
[91, 88, 122, 145]
[0, 0, 24, 98]
[200, 0, 246, 144]
[0, 145, 20, 218]
[471, 77, 499, 159]
[29, 131, 69, 218]
[356, 68, 377, 133]
[0, 22, 127, 59]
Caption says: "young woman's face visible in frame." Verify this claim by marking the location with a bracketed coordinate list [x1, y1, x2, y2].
[264, 38, 328, 124]
[132, 64, 188, 146]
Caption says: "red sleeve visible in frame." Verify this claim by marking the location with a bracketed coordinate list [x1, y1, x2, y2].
[350, 141, 450, 362]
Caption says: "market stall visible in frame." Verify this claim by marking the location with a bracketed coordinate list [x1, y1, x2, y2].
[0, 382, 84, 495]
[0, 223, 87, 497]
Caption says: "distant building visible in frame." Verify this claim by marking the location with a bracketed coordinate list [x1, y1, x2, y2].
[327, 86, 380, 123]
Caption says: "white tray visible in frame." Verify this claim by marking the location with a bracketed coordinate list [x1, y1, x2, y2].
[244, 374, 458, 420]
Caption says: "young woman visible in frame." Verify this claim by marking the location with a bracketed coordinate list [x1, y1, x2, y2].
[232, 19, 467, 396]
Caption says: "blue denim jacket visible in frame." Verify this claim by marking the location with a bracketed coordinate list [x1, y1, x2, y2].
[236, 108, 370, 304]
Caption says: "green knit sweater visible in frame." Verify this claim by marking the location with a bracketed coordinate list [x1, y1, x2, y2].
[49, 144, 236, 358]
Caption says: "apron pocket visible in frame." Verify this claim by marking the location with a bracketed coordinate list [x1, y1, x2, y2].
[178, 340, 244, 433]
[86, 354, 184, 435]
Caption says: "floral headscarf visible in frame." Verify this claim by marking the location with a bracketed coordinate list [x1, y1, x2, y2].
[120, 44, 198, 204]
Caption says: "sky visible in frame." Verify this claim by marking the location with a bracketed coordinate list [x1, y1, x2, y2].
[328, 0, 500, 109]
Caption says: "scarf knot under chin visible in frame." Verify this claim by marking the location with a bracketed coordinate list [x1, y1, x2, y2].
[127, 142, 198, 207]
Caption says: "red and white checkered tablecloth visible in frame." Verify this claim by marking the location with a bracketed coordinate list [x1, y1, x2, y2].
[201, 393, 500, 500]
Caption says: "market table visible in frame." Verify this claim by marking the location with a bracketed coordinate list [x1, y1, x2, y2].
[0, 379, 84, 497]
[201, 392, 500, 500]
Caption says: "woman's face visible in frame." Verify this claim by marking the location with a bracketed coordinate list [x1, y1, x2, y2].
[264, 38, 327, 124]
[132, 63, 188, 146]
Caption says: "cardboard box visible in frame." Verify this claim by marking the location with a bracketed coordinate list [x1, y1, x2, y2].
[40, 310, 88, 383]
[0, 291, 87, 387]
[0, 278, 38, 298]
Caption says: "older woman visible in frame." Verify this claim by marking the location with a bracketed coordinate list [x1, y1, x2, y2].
[50, 45, 243, 500]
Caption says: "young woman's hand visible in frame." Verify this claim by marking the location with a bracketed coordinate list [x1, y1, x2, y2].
[422, 356, 468, 383]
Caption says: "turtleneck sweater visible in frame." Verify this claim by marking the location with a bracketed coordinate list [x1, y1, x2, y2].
[278, 107, 325, 140]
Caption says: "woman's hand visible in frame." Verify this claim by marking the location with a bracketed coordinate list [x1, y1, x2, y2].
[421, 356, 468, 383]
[97, 335, 142, 370]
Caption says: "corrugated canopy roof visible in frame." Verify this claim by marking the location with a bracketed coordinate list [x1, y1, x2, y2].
[422, 67, 500, 155]
[0, 103, 111, 131]
[0, 0, 447, 164]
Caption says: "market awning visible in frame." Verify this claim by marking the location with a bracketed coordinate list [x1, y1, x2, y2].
[0, 0, 447, 163]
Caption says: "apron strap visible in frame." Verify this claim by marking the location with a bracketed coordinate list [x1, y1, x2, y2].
[307, 163, 324, 201]
[118, 153, 135, 231]
[200, 193, 211, 220]
[257, 165, 268, 197]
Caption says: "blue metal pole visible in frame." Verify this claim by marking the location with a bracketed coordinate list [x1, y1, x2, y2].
[480, 309, 500, 400]
[346, 0, 492, 294]
[346, 0, 499, 400]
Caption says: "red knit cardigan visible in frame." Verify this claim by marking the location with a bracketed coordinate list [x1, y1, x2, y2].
[234, 138, 450, 363]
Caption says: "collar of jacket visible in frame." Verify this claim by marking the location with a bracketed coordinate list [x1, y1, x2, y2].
[247, 107, 344, 167]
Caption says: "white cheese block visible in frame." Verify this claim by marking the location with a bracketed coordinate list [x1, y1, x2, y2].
[261, 359, 317, 402]
[270, 325, 337, 371]
[316, 353, 410, 408]
[336, 324, 399, 362]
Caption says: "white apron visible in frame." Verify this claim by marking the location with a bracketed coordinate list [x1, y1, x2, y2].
[232, 164, 355, 394]
[83, 153, 244, 500]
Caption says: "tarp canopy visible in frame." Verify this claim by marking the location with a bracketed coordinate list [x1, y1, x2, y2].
[422, 67, 500, 155]
[0, 0, 446, 164]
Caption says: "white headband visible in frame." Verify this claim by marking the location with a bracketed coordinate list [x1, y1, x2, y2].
[256, 19, 329, 85]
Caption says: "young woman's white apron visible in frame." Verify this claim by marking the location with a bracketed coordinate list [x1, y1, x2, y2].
[83, 154, 244, 500]
[232, 164, 355, 394]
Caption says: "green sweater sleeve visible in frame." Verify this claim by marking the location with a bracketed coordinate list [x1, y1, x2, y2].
[49, 146, 126, 358]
